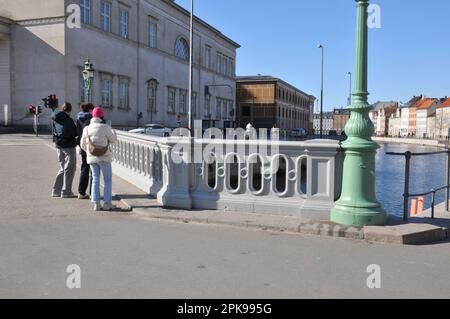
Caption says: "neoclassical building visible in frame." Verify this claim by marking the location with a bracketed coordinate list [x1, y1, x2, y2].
[0, 0, 239, 128]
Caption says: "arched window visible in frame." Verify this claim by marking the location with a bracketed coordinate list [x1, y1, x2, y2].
[175, 37, 189, 60]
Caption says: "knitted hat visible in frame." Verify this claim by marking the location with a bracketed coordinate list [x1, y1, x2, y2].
[92, 107, 105, 119]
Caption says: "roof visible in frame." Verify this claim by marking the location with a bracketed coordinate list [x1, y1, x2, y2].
[417, 98, 437, 110]
[437, 98, 450, 109]
[163, 0, 240, 48]
[236, 76, 316, 100]
[371, 101, 398, 111]
[333, 108, 350, 115]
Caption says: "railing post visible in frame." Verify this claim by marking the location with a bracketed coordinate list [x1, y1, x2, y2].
[446, 150, 450, 212]
[403, 151, 412, 222]
[431, 189, 436, 219]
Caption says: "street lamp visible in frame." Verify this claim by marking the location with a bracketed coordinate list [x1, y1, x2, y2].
[330, 0, 387, 226]
[82, 59, 95, 103]
[347, 71, 352, 106]
[318, 44, 324, 139]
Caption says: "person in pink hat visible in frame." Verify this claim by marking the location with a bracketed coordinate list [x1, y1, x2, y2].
[80, 107, 117, 211]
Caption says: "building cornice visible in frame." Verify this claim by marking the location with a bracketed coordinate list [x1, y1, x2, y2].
[15, 16, 66, 27]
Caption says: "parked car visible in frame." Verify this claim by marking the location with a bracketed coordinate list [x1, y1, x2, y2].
[128, 124, 172, 137]
[289, 128, 308, 139]
[328, 130, 338, 137]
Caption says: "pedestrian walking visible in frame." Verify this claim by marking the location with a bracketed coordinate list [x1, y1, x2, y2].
[76, 103, 94, 199]
[52, 103, 78, 198]
[80, 107, 117, 211]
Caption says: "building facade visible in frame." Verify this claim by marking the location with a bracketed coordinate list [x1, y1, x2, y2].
[369, 101, 398, 136]
[313, 112, 334, 135]
[388, 108, 402, 137]
[0, 0, 240, 129]
[333, 108, 350, 134]
[435, 98, 450, 139]
[415, 98, 438, 139]
[236, 76, 315, 131]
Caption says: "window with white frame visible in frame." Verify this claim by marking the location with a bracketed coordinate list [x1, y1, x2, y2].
[80, 0, 91, 25]
[118, 77, 129, 110]
[216, 53, 222, 74]
[149, 21, 157, 49]
[119, 8, 129, 39]
[147, 79, 158, 113]
[179, 90, 187, 115]
[204, 45, 211, 69]
[101, 74, 112, 108]
[191, 92, 197, 116]
[101, 1, 111, 32]
[223, 56, 228, 76]
[167, 87, 176, 113]
[229, 58, 234, 77]
[175, 38, 189, 60]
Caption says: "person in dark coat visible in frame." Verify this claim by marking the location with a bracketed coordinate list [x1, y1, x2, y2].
[52, 103, 78, 198]
[76, 103, 94, 199]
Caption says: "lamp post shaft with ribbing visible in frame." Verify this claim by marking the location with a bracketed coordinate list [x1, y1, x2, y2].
[188, 0, 194, 136]
[330, 0, 388, 226]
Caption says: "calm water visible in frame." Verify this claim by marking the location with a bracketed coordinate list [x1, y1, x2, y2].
[375, 143, 447, 217]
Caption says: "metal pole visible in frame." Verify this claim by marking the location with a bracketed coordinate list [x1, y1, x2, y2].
[403, 151, 412, 222]
[431, 189, 436, 219]
[446, 150, 450, 212]
[188, 0, 194, 136]
[348, 72, 352, 106]
[319, 45, 324, 139]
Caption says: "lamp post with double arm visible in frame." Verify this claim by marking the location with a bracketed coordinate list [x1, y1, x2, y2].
[82, 59, 95, 103]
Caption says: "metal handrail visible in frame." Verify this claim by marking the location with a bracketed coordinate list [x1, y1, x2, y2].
[386, 150, 450, 221]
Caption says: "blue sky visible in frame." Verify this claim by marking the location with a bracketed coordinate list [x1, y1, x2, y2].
[176, 0, 450, 111]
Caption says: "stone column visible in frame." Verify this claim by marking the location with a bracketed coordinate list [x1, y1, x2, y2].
[330, 0, 388, 226]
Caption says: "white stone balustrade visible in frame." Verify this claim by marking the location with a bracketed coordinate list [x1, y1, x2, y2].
[112, 131, 343, 220]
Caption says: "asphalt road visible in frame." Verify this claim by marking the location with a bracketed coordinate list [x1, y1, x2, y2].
[0, 134, 449, 299]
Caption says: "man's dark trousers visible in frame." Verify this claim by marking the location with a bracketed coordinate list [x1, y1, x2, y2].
[79, 149, 91, 196]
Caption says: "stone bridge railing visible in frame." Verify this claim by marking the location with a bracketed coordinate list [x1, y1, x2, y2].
[112, 131, 343, 220]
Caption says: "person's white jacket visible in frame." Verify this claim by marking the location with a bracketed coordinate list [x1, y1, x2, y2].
[80, 117, 117, 164]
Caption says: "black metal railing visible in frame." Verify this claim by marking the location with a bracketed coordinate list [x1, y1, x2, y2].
[386, 150, 450, 221]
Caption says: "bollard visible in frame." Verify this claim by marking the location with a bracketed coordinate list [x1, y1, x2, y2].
[403, 151, 412, 222]
[4, 104, 9, 127]
[410, 198, 418, 216]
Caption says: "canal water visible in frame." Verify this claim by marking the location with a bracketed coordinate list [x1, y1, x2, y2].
[375, 143, 447, 217]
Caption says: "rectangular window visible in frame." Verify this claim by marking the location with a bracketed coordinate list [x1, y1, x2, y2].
[101, 76, 112, 107]
[149, 21, 157, 48]
[118, 78, 129, 110]
[205, 45, 211, 69]
[179, 90, 187, 115]
[229, 58, 234, 77]
[168, 87, 176, 113]
[223, 56, 228, 76]
[119, 9, 129, 39]
[148, 81, 157, 113]
[205, 94, 211, 116]
[80, 0, 91, 25]
[191, 92, 197, 116]
[216, 98, 222, 119]
[216, 53, 222, 74]
[101, 1, 111, 32]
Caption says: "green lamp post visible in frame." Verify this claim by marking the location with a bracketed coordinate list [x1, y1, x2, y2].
[330, 0, 388, 226]
[82, 59, 95, 103]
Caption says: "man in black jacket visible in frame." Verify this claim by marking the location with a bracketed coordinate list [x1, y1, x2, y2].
[52, 103, 78, 198]
[76, 103, 93, 199]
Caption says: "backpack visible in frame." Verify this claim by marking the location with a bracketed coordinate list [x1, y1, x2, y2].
[86, 126, 109, 157]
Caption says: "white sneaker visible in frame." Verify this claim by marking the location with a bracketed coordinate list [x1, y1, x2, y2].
[94, 202, 102, 211]
[102, 203, 117, 211]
